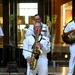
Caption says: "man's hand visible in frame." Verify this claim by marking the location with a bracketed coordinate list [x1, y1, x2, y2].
[36, 42, 43, 48]
[26, 57, 32, 63]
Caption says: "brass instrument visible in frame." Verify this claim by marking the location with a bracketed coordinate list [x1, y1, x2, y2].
[62, 31, 75, 44]
[46, 21, 55, 50]
[30, 30, 42, 70]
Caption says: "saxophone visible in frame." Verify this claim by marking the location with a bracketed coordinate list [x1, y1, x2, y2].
[30, 30, 42, 70]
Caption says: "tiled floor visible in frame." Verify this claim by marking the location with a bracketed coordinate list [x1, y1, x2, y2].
[0, 67, 71, 75]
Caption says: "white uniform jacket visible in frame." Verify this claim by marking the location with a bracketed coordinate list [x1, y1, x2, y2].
[25, 22, 50, 37]
[22, 34, 51, 61]
[64, 21, 75, 75]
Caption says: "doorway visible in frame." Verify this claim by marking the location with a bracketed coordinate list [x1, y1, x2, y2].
[17, 3, 38, 48]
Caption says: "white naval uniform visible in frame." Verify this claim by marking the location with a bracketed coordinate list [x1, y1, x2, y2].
[25, 22, 50, 37]
[22, 34, 50, 75]
[64, 20, 75, 75]
[0, 27, 4, 36]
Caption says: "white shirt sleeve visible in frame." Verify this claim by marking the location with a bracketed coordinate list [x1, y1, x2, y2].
[0, 27, 4, 36]
[40, 36, 51, 53]
[22, 37, 32, 59]
[41, 23, 50, 37]
[46, 25, 50, 37]
[64, 24, 70, 33]
[64, 21, 75, 33]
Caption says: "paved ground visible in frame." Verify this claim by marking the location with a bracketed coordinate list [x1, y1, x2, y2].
[0, 61, 75, 75]
[0, 66, 71, 75]
[0, 61, 69, 75]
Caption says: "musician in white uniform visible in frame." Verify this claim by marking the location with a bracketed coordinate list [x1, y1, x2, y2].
[23, 22, 50, 75]
[64, 16, 75, 75]
[25, 14, 50, 37]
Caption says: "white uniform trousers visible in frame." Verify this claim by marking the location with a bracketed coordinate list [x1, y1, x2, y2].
[68, 44, 75, 75]
[27, 60, 48, 75]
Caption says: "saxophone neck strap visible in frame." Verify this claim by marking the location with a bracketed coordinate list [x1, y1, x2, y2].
[32, 34, 43, 42]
